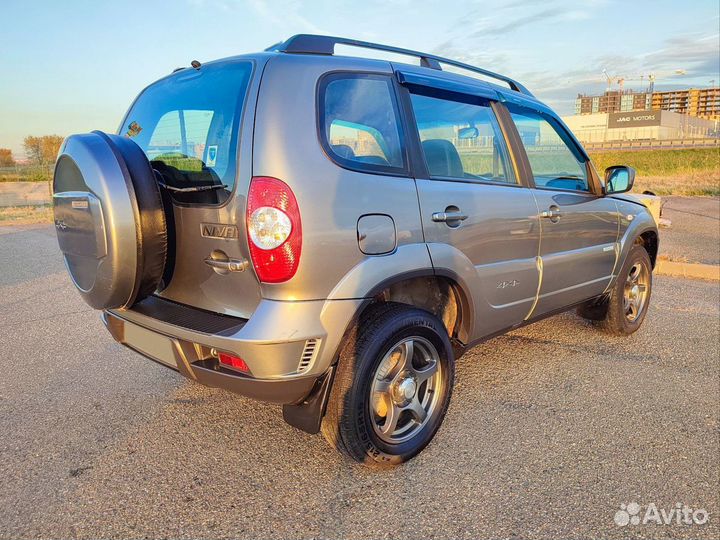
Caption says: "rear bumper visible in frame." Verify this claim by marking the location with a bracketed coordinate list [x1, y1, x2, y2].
[104, 310, 317, 403]
[103, 294, 362, 404]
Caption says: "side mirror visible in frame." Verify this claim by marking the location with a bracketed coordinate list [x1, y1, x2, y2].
[604, 165, 636, 195]
[458, 127, 479, 140]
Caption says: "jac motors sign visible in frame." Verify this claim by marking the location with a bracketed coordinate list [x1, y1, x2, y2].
[608, 111, 662, 128]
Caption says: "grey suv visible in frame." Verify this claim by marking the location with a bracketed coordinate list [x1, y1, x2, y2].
[52, 35, 658, 467]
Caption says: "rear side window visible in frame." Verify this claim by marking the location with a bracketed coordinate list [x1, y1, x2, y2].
[121, 61, 253, 204]
[320, 74, 406, 174]
[508, 108, 589, 192]
[409, 92, 515, 184]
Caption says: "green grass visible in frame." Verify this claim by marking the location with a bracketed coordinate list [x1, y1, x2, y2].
[588, 148, 719, 177]
[457, 147, 720, 195]
[589, 148, 720, 196]
[0, 165, 53, 183]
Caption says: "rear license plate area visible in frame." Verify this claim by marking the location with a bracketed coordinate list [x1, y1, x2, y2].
[123, 321, 179, 369]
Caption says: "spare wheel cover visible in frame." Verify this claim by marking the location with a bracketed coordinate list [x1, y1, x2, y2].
[52, 131, 167, 309]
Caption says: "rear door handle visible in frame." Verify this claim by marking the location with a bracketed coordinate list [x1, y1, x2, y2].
[432, 211, 469, 223]
[204, 256, 249, 273]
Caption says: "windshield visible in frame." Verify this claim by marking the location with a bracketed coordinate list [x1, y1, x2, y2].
[120, 61, 253, 204]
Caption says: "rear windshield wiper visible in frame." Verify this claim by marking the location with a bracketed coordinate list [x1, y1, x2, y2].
[157, 182, 228, 193]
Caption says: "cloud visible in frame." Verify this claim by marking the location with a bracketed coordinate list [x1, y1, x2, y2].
[642, 33, 720, 80]
[522, 31, 720, 114]
[470, 7, 566, 37]
[245, 0, 324, 34]
[436, 3, 719, 116]
[432, 41, 510, 71]
[449, 0, 610, 37]
[186, 0, 325, 33]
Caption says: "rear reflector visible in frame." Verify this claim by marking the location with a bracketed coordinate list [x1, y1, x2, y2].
[218, 352, 250, 373]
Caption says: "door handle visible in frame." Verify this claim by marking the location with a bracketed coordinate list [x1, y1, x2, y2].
[432, 211, 469, 223]
[540, 205, 562, 221]
[204, 256, 249, 273]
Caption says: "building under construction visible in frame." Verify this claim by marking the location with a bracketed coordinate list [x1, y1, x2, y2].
[575, 87, 720, 121]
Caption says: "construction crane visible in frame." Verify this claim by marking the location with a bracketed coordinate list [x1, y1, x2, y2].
[601, 69, 616, 91]
[610, 73, 656, 93]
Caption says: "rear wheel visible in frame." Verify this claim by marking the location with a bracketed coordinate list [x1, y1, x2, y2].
[580, 245, 652, 335]
[321, 303, 454, 468]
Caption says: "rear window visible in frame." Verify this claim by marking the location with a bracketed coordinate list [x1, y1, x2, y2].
[121, 61, 253, 204]
[319, 73, 406, 175]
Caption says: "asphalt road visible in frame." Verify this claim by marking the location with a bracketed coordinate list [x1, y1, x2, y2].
[660, 196, 720, 265]
[1, 224, 718, 540]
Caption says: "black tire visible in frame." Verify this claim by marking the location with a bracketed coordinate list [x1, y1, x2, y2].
[321, 302, 455, 468]
[586, 244, 653, 335]
[99, 132, 169, 302]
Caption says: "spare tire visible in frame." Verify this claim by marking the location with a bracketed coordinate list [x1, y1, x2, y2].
[53, 131, 168, 310]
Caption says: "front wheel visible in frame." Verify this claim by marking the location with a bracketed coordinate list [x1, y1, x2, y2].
[321, 303, 455, 468]
[584, 244, 653, 335]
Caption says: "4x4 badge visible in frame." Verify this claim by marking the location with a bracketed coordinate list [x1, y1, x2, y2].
[201, 223, 239, 240]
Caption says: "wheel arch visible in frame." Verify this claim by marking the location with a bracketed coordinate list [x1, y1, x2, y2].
[284, 268, 473, 435]
[617, 209, 659, 273]
[362, 270, 475, 344]
[637, 229, 659, 268]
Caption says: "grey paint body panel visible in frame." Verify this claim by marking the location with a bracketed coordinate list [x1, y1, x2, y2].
[615, 199, 658, 270]
[252, 54, 424, 301]
[530, 190, 619, 314]
[416, 179, 541, 339]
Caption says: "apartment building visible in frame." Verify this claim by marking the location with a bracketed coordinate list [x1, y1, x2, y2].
[575, 87, 719, 121]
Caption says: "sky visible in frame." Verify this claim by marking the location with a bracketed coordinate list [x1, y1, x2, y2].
[1, 0, 718, 157]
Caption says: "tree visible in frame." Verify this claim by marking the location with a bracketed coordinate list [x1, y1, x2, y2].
[0, 148, 15, 167]
[23, 135, 64, 167]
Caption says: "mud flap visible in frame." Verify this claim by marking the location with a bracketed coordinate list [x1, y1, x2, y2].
[282, 366, 335, 434]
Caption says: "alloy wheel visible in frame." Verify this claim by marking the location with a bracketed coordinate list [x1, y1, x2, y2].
[369, 336, 443, 444]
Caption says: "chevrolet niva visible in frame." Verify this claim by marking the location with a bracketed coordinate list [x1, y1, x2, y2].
[53, 35, 658, 467]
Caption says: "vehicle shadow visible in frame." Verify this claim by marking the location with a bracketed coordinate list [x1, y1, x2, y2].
[46, 301, 701, 540]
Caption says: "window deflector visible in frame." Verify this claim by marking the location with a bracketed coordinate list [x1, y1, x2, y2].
[395, 70, 500, 103]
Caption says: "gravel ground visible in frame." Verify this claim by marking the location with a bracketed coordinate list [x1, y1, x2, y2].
[0, 224, 718, 540]
[659, 196, 720, 265]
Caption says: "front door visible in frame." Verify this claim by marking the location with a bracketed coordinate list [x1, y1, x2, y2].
[506, 107, 619, 316]
[405, 86, 541, 338]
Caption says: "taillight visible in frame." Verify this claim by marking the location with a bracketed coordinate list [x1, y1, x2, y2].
[246, 177, 302, 283]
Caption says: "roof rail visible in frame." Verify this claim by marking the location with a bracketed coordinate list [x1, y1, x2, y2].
[267, 34, 533, 96]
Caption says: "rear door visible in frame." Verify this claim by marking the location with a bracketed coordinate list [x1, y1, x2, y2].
[119, 59, 262, 318]
[504, 105, 619, 315]
[399, 73, 541, 338]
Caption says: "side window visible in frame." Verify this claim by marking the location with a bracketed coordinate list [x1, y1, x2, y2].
[321, 74, 405, 172]
[509, 109, 589, 192]
[409, 92, 515, 184]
